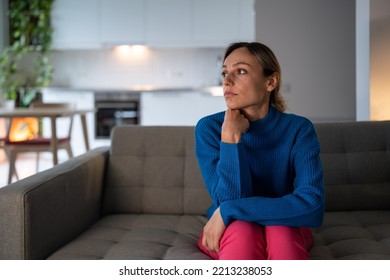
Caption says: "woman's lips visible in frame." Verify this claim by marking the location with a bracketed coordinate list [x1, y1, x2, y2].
[224, 91, 237, 98]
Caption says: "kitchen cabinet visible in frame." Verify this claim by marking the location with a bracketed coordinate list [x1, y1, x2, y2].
[140, 91, 226, 125]
[51, 0, 254, 49]
[145, 0, 192, 46]
[51, 0, 100, 49]
[192, 0, 255, 47]
[146, 0, 254, 47]
[99, 0, 146, 45]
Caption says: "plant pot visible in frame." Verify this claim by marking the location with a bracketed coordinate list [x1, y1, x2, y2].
[1, 100, 16, 110]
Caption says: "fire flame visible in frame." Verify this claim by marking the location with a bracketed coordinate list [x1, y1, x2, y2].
[8, 117, 39, 142]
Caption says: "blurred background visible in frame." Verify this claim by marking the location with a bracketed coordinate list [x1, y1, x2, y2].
[0, 0, 388, 185]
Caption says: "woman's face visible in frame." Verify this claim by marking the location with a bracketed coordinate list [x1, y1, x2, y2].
[222, 47, 276, 118]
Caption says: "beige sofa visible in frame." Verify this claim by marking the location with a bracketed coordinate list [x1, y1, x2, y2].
[1, 122, 390, 259]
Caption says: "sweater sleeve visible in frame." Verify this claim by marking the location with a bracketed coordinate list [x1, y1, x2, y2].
[195, 117, 253, 206]
[220, 121, 325, 228]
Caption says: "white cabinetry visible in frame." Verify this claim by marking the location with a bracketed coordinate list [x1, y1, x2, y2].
[146, 0, 254, 47]
[141, 91, 226, 126]
[51, 0, 100, 49]
[51, 0, 254, 49]
[145, 0, 192, 46]
[99, 0, 146, 45]
[192, 0, 254, 47]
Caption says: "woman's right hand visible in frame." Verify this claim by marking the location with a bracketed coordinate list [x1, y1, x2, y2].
[221, 109, 250, 143]
[202, 207, 226, 253]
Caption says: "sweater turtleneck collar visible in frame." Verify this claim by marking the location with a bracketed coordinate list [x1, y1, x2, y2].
[247, 105, 280, 134]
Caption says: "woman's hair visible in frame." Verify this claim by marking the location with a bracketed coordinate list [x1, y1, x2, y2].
[223, 42, 287, 112]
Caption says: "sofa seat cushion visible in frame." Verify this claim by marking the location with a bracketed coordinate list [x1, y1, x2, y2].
[47, 214, 211, 260]
[310, 211, 390, 259]
[47, 212, 390, 260]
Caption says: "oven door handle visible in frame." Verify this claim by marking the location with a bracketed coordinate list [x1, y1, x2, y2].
[114, 111, 138, 118]
[96, 102, 138, 109]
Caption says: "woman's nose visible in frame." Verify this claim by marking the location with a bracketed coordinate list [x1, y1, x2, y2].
[223, 72, 234, 86]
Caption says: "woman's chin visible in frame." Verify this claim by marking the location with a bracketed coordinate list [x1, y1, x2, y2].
[225, 102, 241, 110]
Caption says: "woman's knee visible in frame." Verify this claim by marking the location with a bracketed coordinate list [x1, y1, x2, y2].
[219, 221, 266, 260]
[265, 226, 311, 260]
[226, 220, 262, 236]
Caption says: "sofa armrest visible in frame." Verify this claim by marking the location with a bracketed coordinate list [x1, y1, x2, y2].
[0, 147, 110, 260]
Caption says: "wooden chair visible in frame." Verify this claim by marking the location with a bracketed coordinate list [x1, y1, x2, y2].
[1, 137, 19, 182]
[5, 102, 74, 184]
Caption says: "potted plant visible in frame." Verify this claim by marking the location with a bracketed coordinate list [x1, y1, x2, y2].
[0, 0, 54, 108]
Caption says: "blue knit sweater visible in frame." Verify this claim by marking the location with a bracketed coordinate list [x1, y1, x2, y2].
[195, 106, 325, 228]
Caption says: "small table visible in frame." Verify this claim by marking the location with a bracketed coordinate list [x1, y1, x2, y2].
[0, 107, 95, 165]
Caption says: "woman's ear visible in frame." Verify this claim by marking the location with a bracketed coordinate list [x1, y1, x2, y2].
[266, 73, 279, 92]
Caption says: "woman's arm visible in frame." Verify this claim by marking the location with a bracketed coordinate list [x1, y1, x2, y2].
[220, 121, 325, 228]
[195, 111, 253, 206]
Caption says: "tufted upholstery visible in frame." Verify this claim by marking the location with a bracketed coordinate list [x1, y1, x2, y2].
[314, 121, 390, 211]
[102, 126, 211, 215]
[48, 215, 209, 260]
[47, 127, 212, 260]
[310, 211, 390, 259]
[308, 121, 390, 259]
[1, 122, 390, 259]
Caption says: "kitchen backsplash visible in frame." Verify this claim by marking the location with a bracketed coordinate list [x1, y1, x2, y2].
[48, 47, 225, 89]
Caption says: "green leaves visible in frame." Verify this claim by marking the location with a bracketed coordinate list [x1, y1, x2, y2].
[0, 0, 54, 104]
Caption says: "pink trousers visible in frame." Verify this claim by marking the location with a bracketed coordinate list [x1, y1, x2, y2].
[198, 220, 313, 260]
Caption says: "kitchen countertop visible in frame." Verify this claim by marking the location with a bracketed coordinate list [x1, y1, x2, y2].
[44, 86, 223, 96]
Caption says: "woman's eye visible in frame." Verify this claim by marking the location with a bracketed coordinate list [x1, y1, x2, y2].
[221, 72, 227, 78]
[238, 69, 247, 74]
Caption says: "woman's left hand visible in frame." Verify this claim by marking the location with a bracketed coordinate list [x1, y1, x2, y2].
[202, 207, 227, 253]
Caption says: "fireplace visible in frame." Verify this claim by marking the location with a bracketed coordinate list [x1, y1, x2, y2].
[8, 117, 39, 142]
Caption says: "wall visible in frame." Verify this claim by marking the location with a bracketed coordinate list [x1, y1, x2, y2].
[370, 0, 390, 120]
[255, 0, 356, 122]
[48, 47, 224, 89]
[356, 0, 370, 120]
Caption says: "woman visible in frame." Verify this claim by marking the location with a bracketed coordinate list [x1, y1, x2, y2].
[195, 42, 324, 260]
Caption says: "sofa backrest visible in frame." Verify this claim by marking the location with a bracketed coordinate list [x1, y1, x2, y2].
[102, 126, 211, 215]
[103, 121, 390, 215]
[314, 121, 390, 211]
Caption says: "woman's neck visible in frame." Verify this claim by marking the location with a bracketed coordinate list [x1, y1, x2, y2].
[241, 103, 270, 121]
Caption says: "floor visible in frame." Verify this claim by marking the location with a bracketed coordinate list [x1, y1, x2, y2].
[0, 151, 60, 188]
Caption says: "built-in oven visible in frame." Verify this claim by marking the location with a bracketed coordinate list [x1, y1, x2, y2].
[94, 92, 140, 139]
